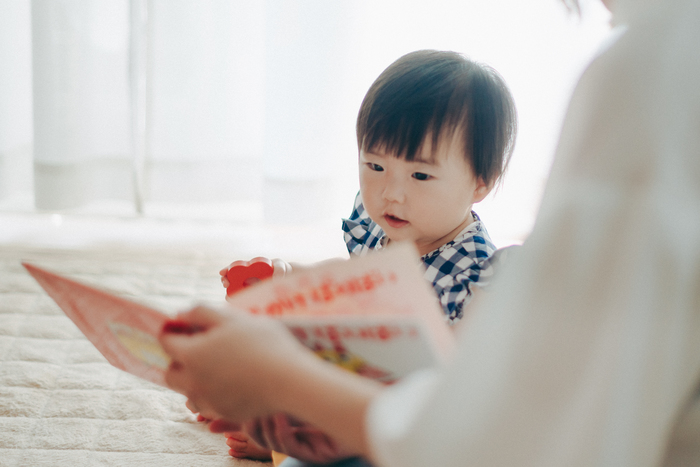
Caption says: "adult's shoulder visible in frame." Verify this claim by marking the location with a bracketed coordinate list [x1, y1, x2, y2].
[541, 3, 699, 220]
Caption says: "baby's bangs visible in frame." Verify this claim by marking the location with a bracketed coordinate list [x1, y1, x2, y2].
[360, 84, 472, 163]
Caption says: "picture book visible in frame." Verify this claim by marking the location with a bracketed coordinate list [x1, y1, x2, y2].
[225, 242, 455, 382]
[23, 242, 454, 386]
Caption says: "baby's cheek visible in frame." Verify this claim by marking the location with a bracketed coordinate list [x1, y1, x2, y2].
[426, 209, 458, 235]
[361, 199, 381, 223]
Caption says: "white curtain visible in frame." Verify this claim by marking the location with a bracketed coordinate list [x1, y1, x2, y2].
[0, 0, 610, 242]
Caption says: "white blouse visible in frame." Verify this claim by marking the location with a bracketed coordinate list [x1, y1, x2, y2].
[366, 0, 700, 466]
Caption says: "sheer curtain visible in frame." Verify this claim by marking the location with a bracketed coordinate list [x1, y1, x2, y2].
[0, 0, 611, 244]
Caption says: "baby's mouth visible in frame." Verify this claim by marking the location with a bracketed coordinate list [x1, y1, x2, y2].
[384, 214, 409, 228]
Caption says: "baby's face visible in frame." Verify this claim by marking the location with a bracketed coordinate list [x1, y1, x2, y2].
[359, 133, 490, 256]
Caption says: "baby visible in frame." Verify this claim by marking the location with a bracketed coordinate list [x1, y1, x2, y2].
[218, 49, 518, 461]
[342, 49, 517, 321]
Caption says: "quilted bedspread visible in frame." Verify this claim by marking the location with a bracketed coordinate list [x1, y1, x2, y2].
[0, 245, 271, 467]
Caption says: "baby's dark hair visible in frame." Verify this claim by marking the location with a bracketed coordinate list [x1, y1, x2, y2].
[356, 50, 517, 187]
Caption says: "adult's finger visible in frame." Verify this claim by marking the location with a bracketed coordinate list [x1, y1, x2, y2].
[185, 398, 199, 414]
[158, 305, 228, 359]
[209, 418, 243, 433]
[162, 357, 191, 393]
[174, 305, 228, 330]
[197, 406, 221, 422]
[159, 329, 197, 363]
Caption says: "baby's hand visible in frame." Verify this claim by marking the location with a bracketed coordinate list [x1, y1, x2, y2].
[219, 257, 292, 295]
[270, 258, 292, 278]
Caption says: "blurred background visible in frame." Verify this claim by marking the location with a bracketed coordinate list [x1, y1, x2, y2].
[0, 0, 611, 261]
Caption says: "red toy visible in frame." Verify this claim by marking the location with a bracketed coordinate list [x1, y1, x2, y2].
[226, 257, 275, 296]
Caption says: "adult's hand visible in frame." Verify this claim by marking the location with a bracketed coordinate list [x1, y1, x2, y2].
[159, 305, 308, 422]
[159, 304, 383, 460]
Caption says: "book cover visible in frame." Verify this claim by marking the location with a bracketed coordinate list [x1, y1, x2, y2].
[22, 262, 171, 387]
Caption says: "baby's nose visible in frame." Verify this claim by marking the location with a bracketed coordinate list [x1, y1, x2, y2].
[382, 179, 406, 203]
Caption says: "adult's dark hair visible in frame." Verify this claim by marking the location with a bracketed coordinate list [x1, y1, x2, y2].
[356, 50, 517, 187]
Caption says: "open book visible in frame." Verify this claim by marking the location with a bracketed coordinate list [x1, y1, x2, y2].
[23, 243, 454, 387]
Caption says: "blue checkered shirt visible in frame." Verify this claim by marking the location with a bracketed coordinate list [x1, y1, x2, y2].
[341, 192, 499, 323]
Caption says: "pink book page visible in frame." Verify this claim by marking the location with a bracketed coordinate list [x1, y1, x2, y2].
[23, 263, 171, 387]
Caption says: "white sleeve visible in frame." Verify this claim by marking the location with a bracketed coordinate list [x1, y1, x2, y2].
[364, 2, 700, 466]
[366, 369, 440, 466]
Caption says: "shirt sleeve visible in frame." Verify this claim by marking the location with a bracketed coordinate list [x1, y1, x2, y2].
[341, 191, 385, 257]
[424, 228, 499, 321]
[430, 259, 480, 321]
[365, 8, 700, 467]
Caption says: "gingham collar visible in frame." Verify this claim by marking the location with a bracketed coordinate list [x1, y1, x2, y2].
[375, 212, 484, 259]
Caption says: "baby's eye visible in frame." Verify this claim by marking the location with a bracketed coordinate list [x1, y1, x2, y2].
[412, 172, 431, 181]
[367, 163, 384, 172]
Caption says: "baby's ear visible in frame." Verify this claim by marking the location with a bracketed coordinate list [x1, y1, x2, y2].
[472, 178, 493, 203]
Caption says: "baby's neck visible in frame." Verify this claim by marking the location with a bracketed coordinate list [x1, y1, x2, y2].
[412, 212, 476, 256]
